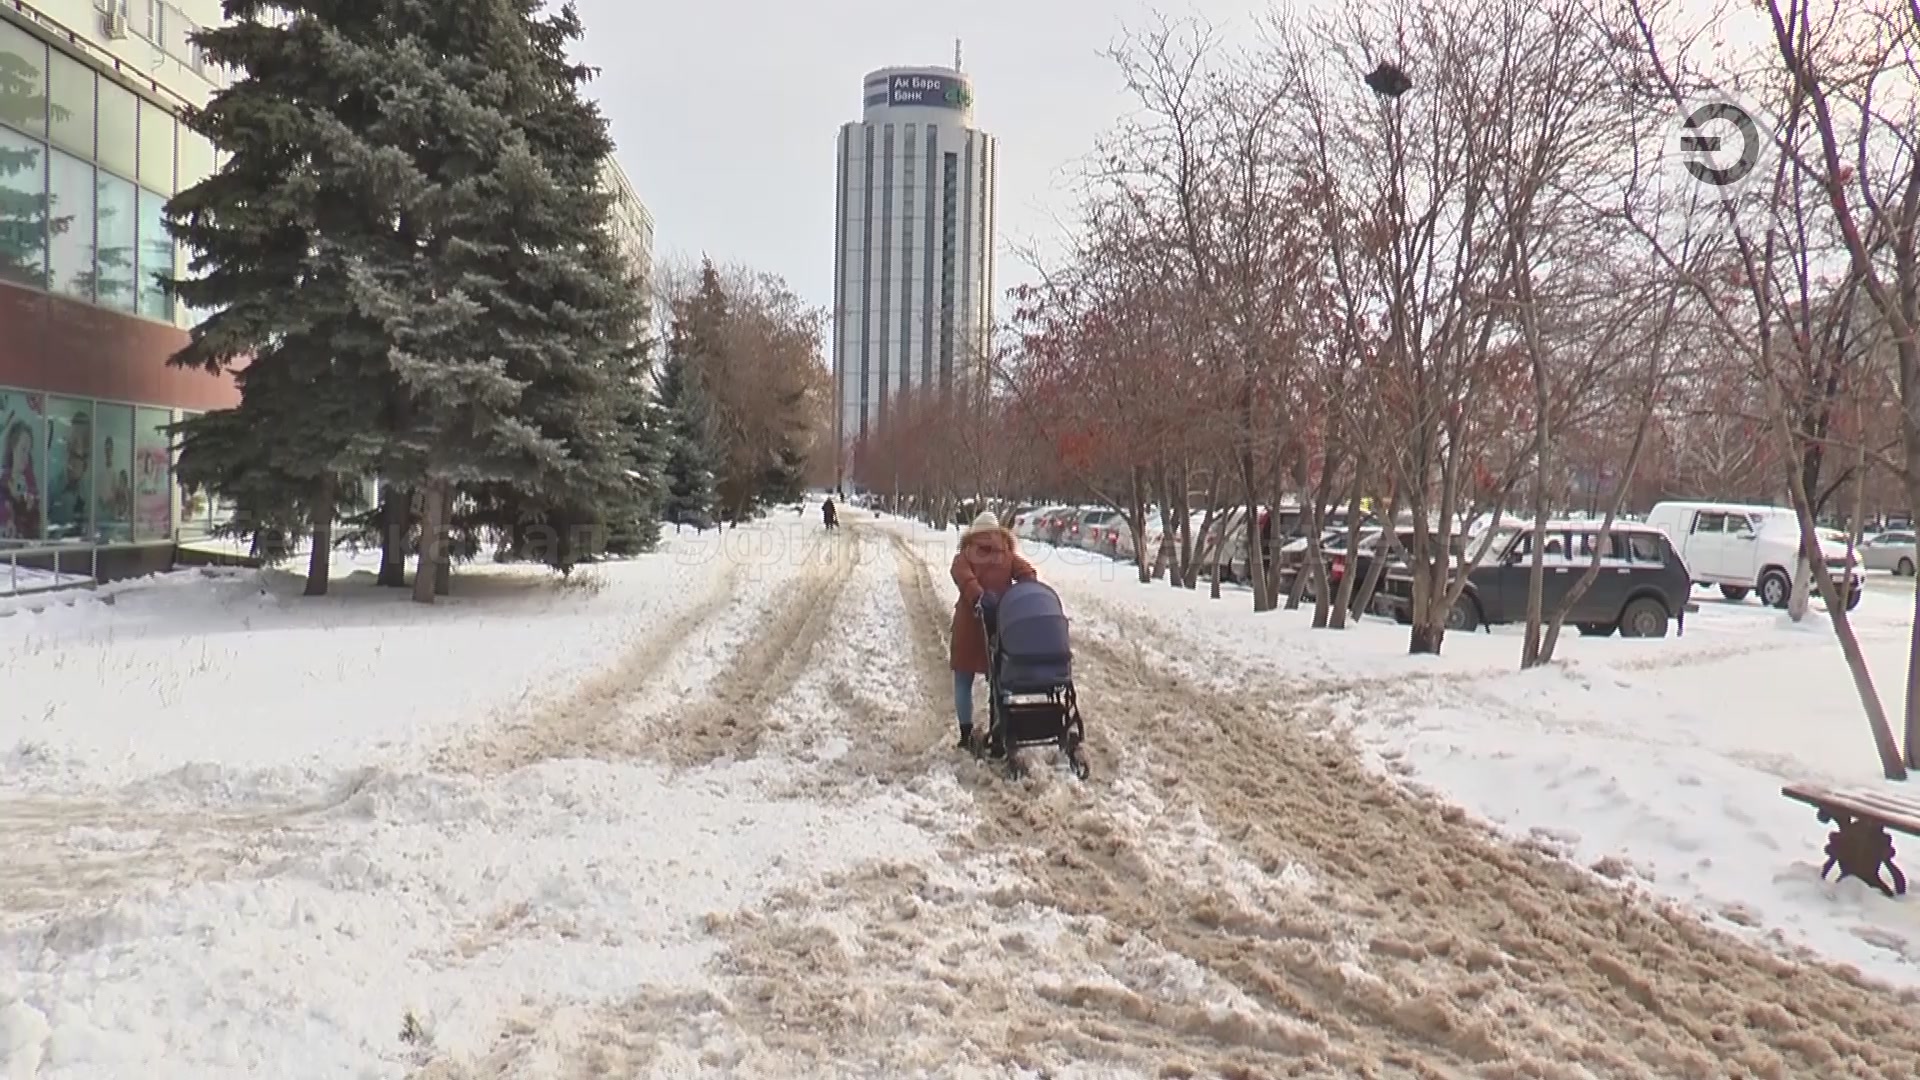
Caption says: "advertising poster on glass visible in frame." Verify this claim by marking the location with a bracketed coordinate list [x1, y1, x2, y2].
[92, 402, 133, 543]
[0, 390, 45, 542]
[134, 406, 171, 541]
[43, 397, 92, 542]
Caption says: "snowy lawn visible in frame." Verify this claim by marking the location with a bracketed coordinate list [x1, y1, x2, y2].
[0, 514, 966, 1079]
[0, 528, 786, 797]
[878, 513, 1920, 988]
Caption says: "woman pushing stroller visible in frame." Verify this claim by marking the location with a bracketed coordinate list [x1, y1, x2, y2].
[949, 511, 1037, 749]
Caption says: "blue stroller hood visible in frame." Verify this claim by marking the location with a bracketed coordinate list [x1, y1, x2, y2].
[992, 579, 1073, 690]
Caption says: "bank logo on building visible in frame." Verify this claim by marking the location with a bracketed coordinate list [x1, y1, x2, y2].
[890, 74, 971, 110]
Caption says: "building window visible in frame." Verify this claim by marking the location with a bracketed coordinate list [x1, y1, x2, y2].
[159, 4, 196, 68]
[134, 406, 170, 540]
[92, 401, 132, 543]
[178, 127, 212, 192]
[0, 389, 193, 549]
[95, 169, 135, 311]
[0, 21, 47, 139]
[0, 126, 48, 288]
[44, 396, 91, 542]
[138, 99, 173, 193]
[48, 148, 94, 300]
[48, 51, 95, 158]
[95, 79, 137, 180]
[137, 186, 170, 318]
[0, 389, 45, 542]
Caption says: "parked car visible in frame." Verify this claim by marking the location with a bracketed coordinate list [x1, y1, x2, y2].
[1306, 526, 1475, 610]
[1114, 516, 1162, 564]
[1645, 501, 1862, 609]
[1030, 506, 1079, 546]
[1861, 529, 1917, 576]
[1117, 510, 1213, 567]
[1374, 521, 1697, 637]
[1018, 505, 1064, 541]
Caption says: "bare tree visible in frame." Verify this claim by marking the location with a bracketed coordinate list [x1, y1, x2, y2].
[1285, 0, 1556, 654]
[1623, 0, 1909, 777]
[1102, 19, 1327, 612]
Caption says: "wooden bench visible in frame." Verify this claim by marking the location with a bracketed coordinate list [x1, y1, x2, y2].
[1781, 782, 1920, 897]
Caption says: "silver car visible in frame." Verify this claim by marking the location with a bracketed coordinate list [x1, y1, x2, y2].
[1861, 529, 1918, 575]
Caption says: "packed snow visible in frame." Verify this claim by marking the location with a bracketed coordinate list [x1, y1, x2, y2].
[981, 529, 1920, 980]
[7, 499, 1920, 1078]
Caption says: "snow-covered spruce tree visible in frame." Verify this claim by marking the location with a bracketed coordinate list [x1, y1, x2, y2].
[166, 2, 407, 597]
[331, 25, 573, 604]
[654, 290, 722, 530]
[368, 0, 657, 576]
[604, 343, 666, 556]
[481, 0, 660, 568]
[761, 390, 811, 507]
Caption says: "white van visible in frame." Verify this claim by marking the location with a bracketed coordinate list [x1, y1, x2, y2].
[1644, 501, 1862, 609]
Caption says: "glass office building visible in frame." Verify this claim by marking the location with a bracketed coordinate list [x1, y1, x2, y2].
[0, 3, 238, 589]
[832, 63, 999, 479]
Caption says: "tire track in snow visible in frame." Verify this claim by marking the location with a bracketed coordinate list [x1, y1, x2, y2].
[0, 773, 376, 922]
[1058, 591, 1920, 1077]
[433, 555, 748, 776]
[658, 526, 860, 768]
[665, 529, 1405, 1077]
[402, 525, 927, 1080]
[695, 527, 1920, 1078]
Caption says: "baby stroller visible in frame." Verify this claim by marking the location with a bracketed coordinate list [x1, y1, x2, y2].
[973, 579, 1090, 780]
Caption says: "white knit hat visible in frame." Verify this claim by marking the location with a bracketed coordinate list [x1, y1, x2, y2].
[962, 511, 1001, 539]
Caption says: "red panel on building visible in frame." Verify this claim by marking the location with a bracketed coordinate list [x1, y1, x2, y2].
[0, 281, 240, 411]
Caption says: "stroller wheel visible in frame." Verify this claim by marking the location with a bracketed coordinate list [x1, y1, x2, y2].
[1069, 751, 1090, 781]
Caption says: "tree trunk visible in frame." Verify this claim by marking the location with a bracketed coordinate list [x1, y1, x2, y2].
[1130, 464, 1152, 584]
[1351, 483, 1401, 619]
[1186, 469, 1225, 591]
[1907, 566, 1920, 766]
[1330, 479, 1367, 628]
[377, 483, 410, 588]
[1540, 418, 1655, 665]
[1237, 447, 1269, 611]
[1906, 451, 1920, 766]
[1773, 407, 1904, 778]
[1521, 457, 1552, 670]
[1153, 460, 1182, 583]
[1286, 545, 1312, 610]
[1301, 448, 1342, 626]
[412, 479, 447, 605]
[303, 476, 336, 597]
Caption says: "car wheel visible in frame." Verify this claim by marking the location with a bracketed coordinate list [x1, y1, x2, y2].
[1759, 569, 1792, 609]
[1576, 622, 1615, 637]
[1719, 585, 1750, 602]
[1445, 596, 1480, 632]
[1618, 597, 1670, 638]
[1900, 557, 1915, 577]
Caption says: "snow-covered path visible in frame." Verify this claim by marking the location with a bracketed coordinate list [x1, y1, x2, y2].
[9, 507, 1920, 1078]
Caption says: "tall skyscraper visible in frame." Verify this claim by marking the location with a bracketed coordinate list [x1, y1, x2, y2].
[832, 50, 998, 481]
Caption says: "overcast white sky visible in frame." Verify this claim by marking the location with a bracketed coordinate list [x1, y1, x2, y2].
[569, 0, 1265, 312]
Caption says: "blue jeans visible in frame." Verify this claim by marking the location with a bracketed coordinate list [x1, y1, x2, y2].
[954, 671, 977, 733]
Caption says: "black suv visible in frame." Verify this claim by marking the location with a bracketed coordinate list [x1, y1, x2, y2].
[1374, 522, 1696, 637]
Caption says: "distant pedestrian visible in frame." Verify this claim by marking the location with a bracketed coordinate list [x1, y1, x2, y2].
[823, 498, 838, 530]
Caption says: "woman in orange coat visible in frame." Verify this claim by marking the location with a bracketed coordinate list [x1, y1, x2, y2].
[950, 511, 1038, 748]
